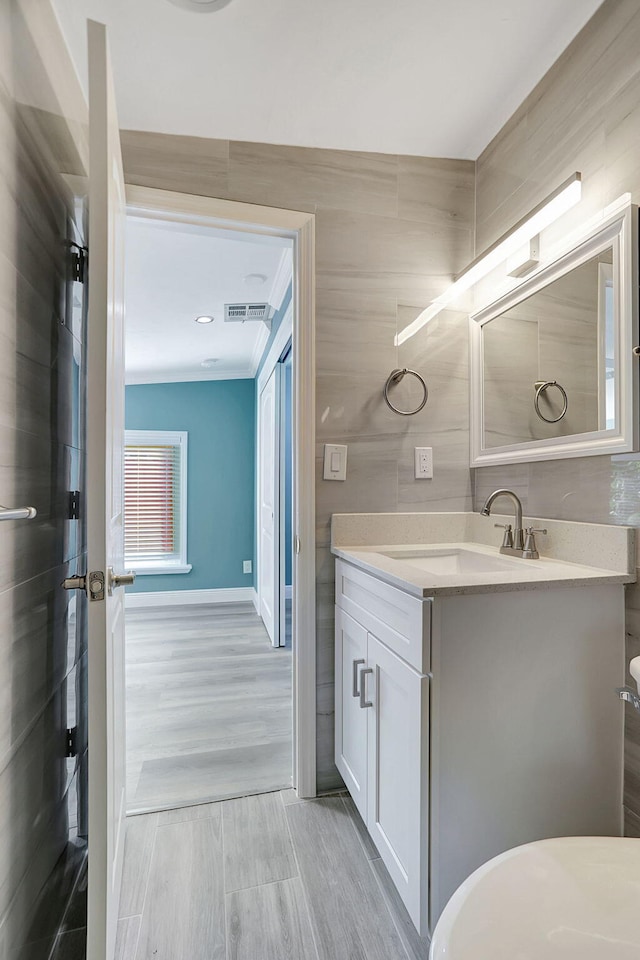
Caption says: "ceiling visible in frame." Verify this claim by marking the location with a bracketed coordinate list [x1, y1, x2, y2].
[125, 217, 292, 383]
[52, 0, 603, 158]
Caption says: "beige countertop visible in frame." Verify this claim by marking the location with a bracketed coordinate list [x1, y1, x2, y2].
[332, 541, 635, 598]
[330, 512, 636, 598]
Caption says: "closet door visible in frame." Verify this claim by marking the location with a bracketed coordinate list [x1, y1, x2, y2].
[258, 365, 280, 645]
[334, 607, 369, 819]
[366, 634, 429, 935]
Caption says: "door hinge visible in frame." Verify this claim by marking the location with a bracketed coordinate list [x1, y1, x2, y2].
[68, 242, 87, 283]
[68, 490, 81, 520]
[65, 727, 77, 758]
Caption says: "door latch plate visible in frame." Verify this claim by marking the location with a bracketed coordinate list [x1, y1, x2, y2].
[88, 570, 105, 601]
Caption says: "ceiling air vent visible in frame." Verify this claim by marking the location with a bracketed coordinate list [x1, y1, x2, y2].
[224, 303, 272, 323]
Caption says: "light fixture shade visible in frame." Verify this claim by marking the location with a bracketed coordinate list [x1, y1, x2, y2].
[195, 315, 214, 324]
[166, 0, 234, 11]
[395, 172, 582, 346]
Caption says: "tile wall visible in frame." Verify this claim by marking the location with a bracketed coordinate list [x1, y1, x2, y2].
[119, 132, 475, 788]
[0, 2, 89, 956]
[473, 0, 640, 834]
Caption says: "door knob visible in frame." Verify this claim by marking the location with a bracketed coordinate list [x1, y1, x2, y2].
[108, 568, 136, 595]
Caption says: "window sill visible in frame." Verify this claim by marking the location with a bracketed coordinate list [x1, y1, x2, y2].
[129, 563, 193, 576]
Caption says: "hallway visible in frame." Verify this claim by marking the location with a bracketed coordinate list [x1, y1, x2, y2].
[126, 603, 292, 811]
[116, 790, 430, 960]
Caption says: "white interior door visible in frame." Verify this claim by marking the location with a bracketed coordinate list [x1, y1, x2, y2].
[259, 366, 280, 646]
[86, 20, 128, 960]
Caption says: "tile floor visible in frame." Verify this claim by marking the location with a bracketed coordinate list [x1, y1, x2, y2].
[116, 789, 430, 960]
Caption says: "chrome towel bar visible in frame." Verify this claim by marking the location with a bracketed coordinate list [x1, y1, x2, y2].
[0, 504, 37, 521]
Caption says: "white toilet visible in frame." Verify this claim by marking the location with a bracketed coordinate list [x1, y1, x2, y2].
[429, 658, 640, 959]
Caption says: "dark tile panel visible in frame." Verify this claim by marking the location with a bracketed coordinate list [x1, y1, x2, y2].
[0, 559, 83, 765]
[0, 434, 85, 593]
[0, 88, 69, 313]
[11, 843, 86, 960]
[0, 686, 70, 916]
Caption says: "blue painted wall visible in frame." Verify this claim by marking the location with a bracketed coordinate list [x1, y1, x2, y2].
[126, 379, 256, 593]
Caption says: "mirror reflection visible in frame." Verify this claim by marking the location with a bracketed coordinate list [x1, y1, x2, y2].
[482, 248, 614, 448]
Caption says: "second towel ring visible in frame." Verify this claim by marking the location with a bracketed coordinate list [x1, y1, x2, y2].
[384, 368, 428, 416]
[534, 380, 568, 423]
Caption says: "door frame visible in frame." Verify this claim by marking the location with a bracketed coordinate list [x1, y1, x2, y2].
[124, 185, 317, 797]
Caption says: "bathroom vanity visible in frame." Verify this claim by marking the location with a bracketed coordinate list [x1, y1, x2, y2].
[331, 512, 635, 936]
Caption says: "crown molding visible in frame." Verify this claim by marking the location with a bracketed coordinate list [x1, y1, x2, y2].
[125, 367, 255, 386]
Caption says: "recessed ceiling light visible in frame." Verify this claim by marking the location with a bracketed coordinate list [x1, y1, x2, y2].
[201, 358, 219, 368]
[243, 273, 268, 287]
[166, 0, 233, 11]
[195, 315, 214, 324]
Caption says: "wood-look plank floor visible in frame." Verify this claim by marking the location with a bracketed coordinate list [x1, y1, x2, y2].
[125, 603, 292, 812]
[117, 790, 430, 960]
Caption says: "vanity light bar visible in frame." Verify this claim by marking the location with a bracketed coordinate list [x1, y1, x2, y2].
[395, 172, 582, 346]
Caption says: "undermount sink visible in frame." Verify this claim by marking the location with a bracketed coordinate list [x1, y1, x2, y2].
[380, 547, 527, 576]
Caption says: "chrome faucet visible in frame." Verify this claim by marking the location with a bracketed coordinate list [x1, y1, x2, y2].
[480, 489, 547, 559]
[480, 490, 524, 556]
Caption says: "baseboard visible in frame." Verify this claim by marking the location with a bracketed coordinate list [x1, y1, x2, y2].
[126, 587, 256, 609]
[251, 588, 259, 613]
[285, 584, 293, 600]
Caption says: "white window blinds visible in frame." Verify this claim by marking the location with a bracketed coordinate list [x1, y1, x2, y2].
[124, 431, 187, 566]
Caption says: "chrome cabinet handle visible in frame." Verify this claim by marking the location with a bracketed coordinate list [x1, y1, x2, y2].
[359, 667, 373, 709]
[352, 658, 365, 697]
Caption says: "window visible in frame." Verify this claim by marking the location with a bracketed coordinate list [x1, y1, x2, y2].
[124, 430, 191, 574]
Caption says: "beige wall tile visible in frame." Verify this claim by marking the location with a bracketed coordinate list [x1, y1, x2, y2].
[398, 155, 474, 227]
[315, 206, 471, 299]
[120, 129, 229, 197]
[229, 140, 398, 217]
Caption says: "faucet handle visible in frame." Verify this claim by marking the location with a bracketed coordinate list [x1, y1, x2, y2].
[523, 527, 547, 559]
[494, 523, 514, 548]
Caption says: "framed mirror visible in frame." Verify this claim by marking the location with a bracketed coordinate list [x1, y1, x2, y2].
[470, 202, 639, 466]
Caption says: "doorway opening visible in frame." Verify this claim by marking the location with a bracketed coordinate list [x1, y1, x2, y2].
[122, 200, 303, 814]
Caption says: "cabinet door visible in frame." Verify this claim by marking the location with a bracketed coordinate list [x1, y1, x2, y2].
[367, 634, 429, 935]
[335, 607, 369, 819]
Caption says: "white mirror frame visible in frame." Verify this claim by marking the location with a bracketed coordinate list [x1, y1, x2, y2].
[470, 202, 639, 467]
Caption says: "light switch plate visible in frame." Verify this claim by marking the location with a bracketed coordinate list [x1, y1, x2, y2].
[323, 443, 348, 481]
[414, 446, 433, 479]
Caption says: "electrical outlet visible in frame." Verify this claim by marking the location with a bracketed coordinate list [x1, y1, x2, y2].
[243, 560, 252, 574]
[414, 447, 433, 479]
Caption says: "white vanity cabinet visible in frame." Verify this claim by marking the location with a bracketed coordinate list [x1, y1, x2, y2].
[335, 562, 431, 934]
[334, 555, 625, 939]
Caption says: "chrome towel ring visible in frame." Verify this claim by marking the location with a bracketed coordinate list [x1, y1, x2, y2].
[384, 368, 428, 416]
[534, 380, 568, 423]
